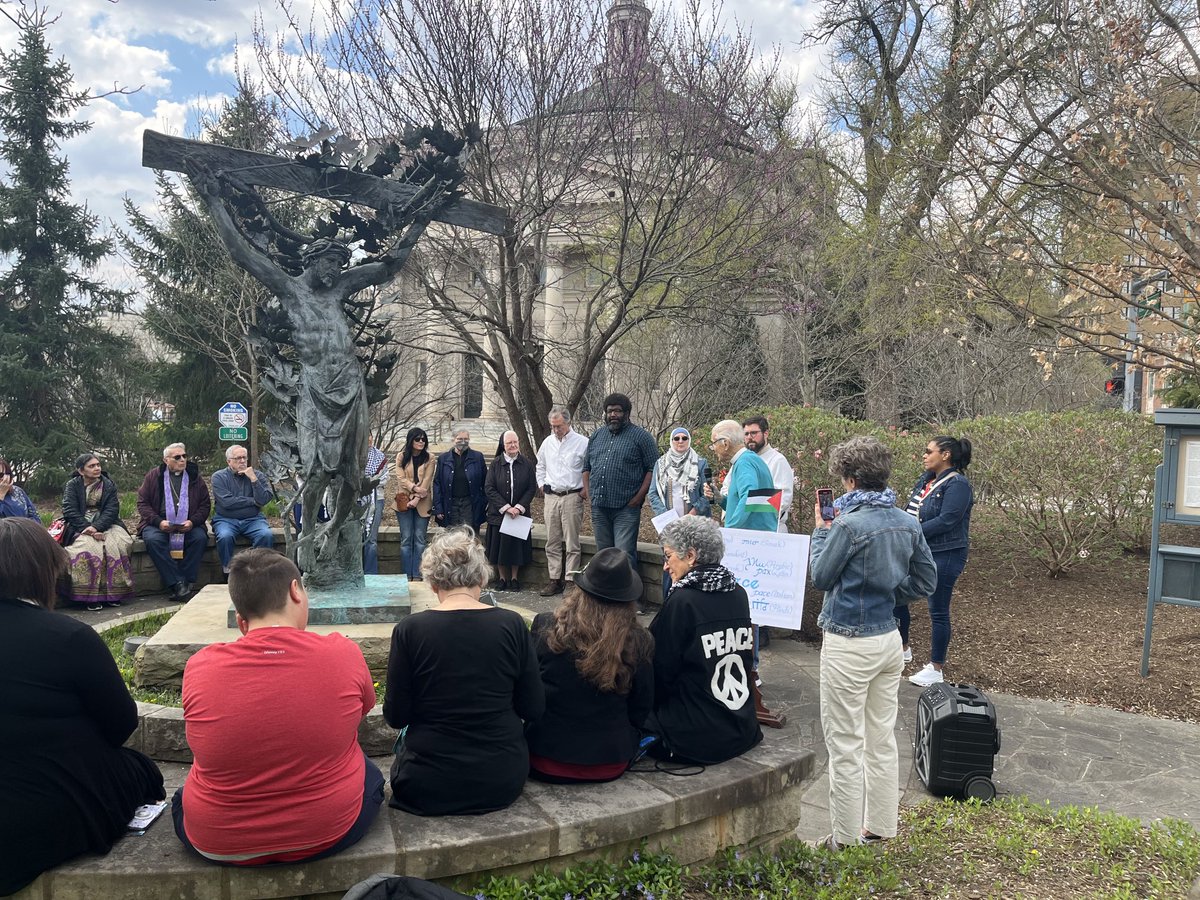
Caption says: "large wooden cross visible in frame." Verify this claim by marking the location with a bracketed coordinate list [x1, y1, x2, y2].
[143, 130, 508, 235]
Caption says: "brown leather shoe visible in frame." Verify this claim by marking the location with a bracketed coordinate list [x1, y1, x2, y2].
[538, 579, 564, 597]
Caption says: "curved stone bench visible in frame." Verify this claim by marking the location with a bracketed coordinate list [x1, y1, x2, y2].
[13, 730, 814, 900]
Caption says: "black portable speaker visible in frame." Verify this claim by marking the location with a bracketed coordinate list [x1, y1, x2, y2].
[914, 682, 1001, 801]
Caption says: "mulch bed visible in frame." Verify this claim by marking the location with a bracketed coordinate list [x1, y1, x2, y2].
[793, 506, 1200, 724]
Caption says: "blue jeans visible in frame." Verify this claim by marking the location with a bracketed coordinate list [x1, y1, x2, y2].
[362, 498, 385, 575]
[591, 504, 641, 569]
[894, 547, 967, 665]
[212, 515, 275, 571]
[141, 523, 209, 588]
[396, 509, 430, 579]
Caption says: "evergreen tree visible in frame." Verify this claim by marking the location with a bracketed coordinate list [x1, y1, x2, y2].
[121, 80, 290, 461]
[0, 6, 130, 480]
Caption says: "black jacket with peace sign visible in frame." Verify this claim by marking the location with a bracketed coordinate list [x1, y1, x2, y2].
[647, 582, 763, 765]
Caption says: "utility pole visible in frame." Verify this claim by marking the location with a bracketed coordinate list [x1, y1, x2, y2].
[1124, 271, 1170, 413]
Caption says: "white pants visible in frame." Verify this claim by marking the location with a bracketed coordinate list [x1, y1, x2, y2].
[819, 629, 903, 845]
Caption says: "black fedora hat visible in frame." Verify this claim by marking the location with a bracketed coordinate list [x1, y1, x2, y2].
[575, 547, 643, 604]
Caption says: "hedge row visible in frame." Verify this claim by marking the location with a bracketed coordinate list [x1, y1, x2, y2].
[727, 407, 1160, 577]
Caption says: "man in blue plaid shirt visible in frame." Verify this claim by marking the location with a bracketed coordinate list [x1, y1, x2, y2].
[582, 393, 659, 592]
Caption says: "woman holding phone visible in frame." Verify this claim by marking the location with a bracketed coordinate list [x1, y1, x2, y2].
[809, 436, 935, 850]
[897, 435, 974, 688]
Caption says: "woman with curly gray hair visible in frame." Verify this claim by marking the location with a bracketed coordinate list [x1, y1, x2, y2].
[646, 516, 762, 765]
[808, 436, 936, 851]
[383, 527, 544, 815]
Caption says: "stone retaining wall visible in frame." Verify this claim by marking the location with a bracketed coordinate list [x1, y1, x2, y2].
[12, 730, 813, 900]
[128, 526, 666, 604]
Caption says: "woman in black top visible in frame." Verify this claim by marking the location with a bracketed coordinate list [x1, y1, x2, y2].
[384, 527, 544, 815]
[0, 519, 165, 895]
[649, 516, 762, 765]
[484, 430, 537, 591]
[527, 547, 654, 783]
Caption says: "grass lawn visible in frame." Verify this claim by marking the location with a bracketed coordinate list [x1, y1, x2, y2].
[474, 799, 1199, 899]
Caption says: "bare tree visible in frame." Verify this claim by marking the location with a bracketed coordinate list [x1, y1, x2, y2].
[803, 0, 1075, 422]
[255, 0, 804, 456]
[950, 0, 1200, 390]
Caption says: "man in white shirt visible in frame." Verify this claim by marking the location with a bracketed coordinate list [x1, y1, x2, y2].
[743, 416, 794, 533]
[535, 405, 589, 596]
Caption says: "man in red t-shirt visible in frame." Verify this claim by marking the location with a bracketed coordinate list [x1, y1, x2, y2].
[172, 549, 382, 865]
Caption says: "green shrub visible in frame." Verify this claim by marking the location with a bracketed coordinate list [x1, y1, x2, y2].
[262, 499, 280, 518]
[119, 492, 138, 521]
[964, 411, 1159, 575]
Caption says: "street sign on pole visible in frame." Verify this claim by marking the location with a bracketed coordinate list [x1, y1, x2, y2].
[218, 402, 249, 429]
[219, 426, 249, 442]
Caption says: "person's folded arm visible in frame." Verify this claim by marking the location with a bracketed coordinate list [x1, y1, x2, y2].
[920, 478, 972, 540]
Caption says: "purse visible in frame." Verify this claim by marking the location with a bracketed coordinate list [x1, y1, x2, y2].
[47, 518, 67, 544]
[394, 491, 411, 512]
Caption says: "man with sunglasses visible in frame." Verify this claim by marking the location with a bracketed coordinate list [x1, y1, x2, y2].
[136, 443, 211, 602]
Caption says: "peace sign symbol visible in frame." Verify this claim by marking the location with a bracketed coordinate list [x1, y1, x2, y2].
[710, 653, 750, 710]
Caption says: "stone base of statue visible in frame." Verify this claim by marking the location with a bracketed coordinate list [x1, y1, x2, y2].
[135, 579, 420, 689]
[225, 575, 411, 628]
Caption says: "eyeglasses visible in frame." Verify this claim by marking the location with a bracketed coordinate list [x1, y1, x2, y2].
[414, 438, 427, 443]
[229, 456, 248, 461]
[922, 448, 941, 456]
[170, 454, 188, 460]
[672, 436, 689, 442]
[708, 438, 727, 449]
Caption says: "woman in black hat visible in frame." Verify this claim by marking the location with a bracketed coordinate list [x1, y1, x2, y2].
[525, 547, 655, 783]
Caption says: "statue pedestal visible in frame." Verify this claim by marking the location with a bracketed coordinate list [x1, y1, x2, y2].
[226, 574, 412, 628]
[136, 577, 431, 689]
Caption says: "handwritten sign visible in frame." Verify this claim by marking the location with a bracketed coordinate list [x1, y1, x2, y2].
[720, 528, 809, 630]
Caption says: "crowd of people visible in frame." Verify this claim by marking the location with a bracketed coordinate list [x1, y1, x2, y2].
[0, 397, 975, 888]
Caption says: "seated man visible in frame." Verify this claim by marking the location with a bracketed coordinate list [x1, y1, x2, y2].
[136, 442, 211, 602]
[173, 549, 382, 865]
[210, 445, 275, 578]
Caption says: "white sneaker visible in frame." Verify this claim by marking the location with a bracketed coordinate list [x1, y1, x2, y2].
[909, 663, 944, 687]
[902, 647, 913, 663]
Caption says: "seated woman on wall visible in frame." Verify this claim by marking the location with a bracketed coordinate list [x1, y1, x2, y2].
[648, 516, 762, 765]
[62, 453, 135, 611]
[0, 519, 165, 896]
[526, 547, 654, 783]
[0, 456, 40, 521]
[384, 527, 545, 815]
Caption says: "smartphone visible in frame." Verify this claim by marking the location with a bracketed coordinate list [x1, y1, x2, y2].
[817, 488, 835, 522]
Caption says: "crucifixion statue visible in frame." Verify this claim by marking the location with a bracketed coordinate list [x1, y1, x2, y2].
[142, 128, 507, 588]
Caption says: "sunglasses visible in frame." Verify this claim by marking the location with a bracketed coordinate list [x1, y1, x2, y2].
[170, 454, 188, 460]
[672, 436, 689, 442]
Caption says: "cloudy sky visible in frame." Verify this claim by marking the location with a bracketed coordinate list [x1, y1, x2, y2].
[0, 0, 825, 291]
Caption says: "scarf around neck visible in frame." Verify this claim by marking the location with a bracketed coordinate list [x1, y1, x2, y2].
[163, 468, 190, 557]
[833, 486, 897, 512]
[668, 563, 738, 596]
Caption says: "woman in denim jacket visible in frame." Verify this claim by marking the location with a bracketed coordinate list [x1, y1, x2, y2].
[808, 437, 936, 851]
[898, 436, 974, 688]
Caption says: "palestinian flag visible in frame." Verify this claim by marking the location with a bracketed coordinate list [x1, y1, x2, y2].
[745, 487, 782, 514]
